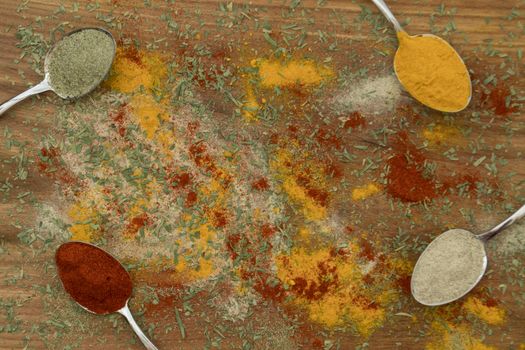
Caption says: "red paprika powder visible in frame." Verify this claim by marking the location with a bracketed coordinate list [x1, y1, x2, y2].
[55, 242, 132, 314]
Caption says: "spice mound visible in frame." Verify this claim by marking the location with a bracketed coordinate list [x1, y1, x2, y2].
[394, 31, 471, 112]
[411, 229, 486, 305]
[47, 29, 115, 98]
[55, 242, 132, 314]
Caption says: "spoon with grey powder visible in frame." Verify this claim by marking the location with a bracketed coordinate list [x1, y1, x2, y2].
[0, 27, 115, 116]
[411, 204, 525, 306]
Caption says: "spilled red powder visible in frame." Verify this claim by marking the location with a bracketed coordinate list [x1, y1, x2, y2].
[187, 121, 200, 135]
[482, 84, 517, 116]
[343, 111, 366, 129]
[211, 209, 228, 228]
[386, 132, 437, 202]
[324, 161, 343, 179]
[345, 226, 354, 235]
[312, 338, 324, 349]
[396, 274, 412, 295]
[261, 224, 276, 238]
[167, 171, 192, 189]
[315, 128, 343, 151]
[358, 238, 375, 261]
[145, 295, 177, 316]
[125, 213, 149, 237]
[185, 191, 197, 207]
[252, 177, 270, 191]
[443, 173, 481, 194]
[110, 103, 128, 137]
[225, 233, 242, 260]
[251, 271, 286, 302]
[291, 260, 338, 301]
[484, 297, 498, 307]
[296, 174, 330, 207]
[37, 147, 78, 186]
[120, 44, 142, 66]
[188, 141, 232, 186]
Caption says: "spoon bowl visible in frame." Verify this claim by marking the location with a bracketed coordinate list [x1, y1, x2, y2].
[411, 229, 487, 306]
[56, 241, 158, 350]
[44, 27, 116, 99]
[371, 0, 472, 112]
[393, 33, 472, 113]
[0, 27, 116, 116]
[411, 204, 525, 306]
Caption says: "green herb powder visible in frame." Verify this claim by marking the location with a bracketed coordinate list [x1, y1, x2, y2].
[47, 29, 114, 98]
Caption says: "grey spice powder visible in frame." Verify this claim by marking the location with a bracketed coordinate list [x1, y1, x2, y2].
[47, 29, 115, 98]
[411, 229, 487, 305]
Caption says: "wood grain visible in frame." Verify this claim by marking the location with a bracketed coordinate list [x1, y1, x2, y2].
[0, 0, 524, 349]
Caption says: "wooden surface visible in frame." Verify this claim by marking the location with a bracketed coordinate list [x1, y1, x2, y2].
[0, 0, 524, 349]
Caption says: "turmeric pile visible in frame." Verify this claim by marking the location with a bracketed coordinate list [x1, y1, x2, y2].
[394, 31, 471, 112]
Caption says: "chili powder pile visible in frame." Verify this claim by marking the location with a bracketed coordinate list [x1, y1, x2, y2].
[55, 242, 132, 314]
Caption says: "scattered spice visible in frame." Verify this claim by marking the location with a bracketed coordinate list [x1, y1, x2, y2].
[352, 183, 381, 201]
[482, 83, 518, 116]
[462, 296, 506, 325]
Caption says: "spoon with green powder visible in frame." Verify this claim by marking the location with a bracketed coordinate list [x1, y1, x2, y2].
[0, 27, 115, 116]
[411, 204, 525, 306]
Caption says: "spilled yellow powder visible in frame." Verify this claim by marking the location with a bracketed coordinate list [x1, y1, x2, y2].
[422, 125, 460, 146]
[130, 94, 169, 139]
[104, 47, 167, 93]
[425, 322, 495, 350]
[256, 59, 333, 88]
[242, 83, 260, 121]
[169, 177, 233, 282]
[67, 187, 109, 242]
[270, 147, 328, 221]
[282, 178, 326, 221]
[394, 32, 471, 112]
[276, 246, 387, 337]
[297, 227, 311, 240]
[463, 297, 506, 326]
[156, 129, 178, 156]
[352, 183, 381, 201]
[67, 203, 101, 242]
[175, 223, 219, 280]
[129, 197, 149, 217]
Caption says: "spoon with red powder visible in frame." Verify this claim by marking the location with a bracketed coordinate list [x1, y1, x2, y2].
[55, 241, 158, 350]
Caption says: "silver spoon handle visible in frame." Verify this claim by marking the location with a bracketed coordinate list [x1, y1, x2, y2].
[118, 304, 159, 350]
[370, 0, 404, 32]
[0, 79, 52, 116]
[478, 204, 525, 242]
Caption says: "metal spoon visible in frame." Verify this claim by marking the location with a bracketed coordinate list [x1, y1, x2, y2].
[56, 242, 159, 350]
[370, 0, 472, 112]
[0, 27, 116, 116]
[411, 204, 525, 306]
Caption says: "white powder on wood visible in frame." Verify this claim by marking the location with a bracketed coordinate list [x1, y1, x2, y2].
[332, 75, 402, 115]
[411, 229, 486, 305]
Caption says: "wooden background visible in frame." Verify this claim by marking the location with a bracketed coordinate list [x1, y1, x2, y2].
[0, 0, 524, 349]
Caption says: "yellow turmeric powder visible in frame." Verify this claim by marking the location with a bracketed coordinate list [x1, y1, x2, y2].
[394, 31, 471, 112]
[463, 297, 506, 325]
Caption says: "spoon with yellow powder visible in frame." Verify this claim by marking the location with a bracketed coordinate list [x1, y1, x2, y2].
[371, 0, 472, 112]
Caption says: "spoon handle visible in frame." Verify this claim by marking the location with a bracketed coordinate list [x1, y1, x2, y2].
[370, 0, 404, 32]
[118, 304, 159, 350]
[0, 79, 52, 117]
[478, 204, 525, 242]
